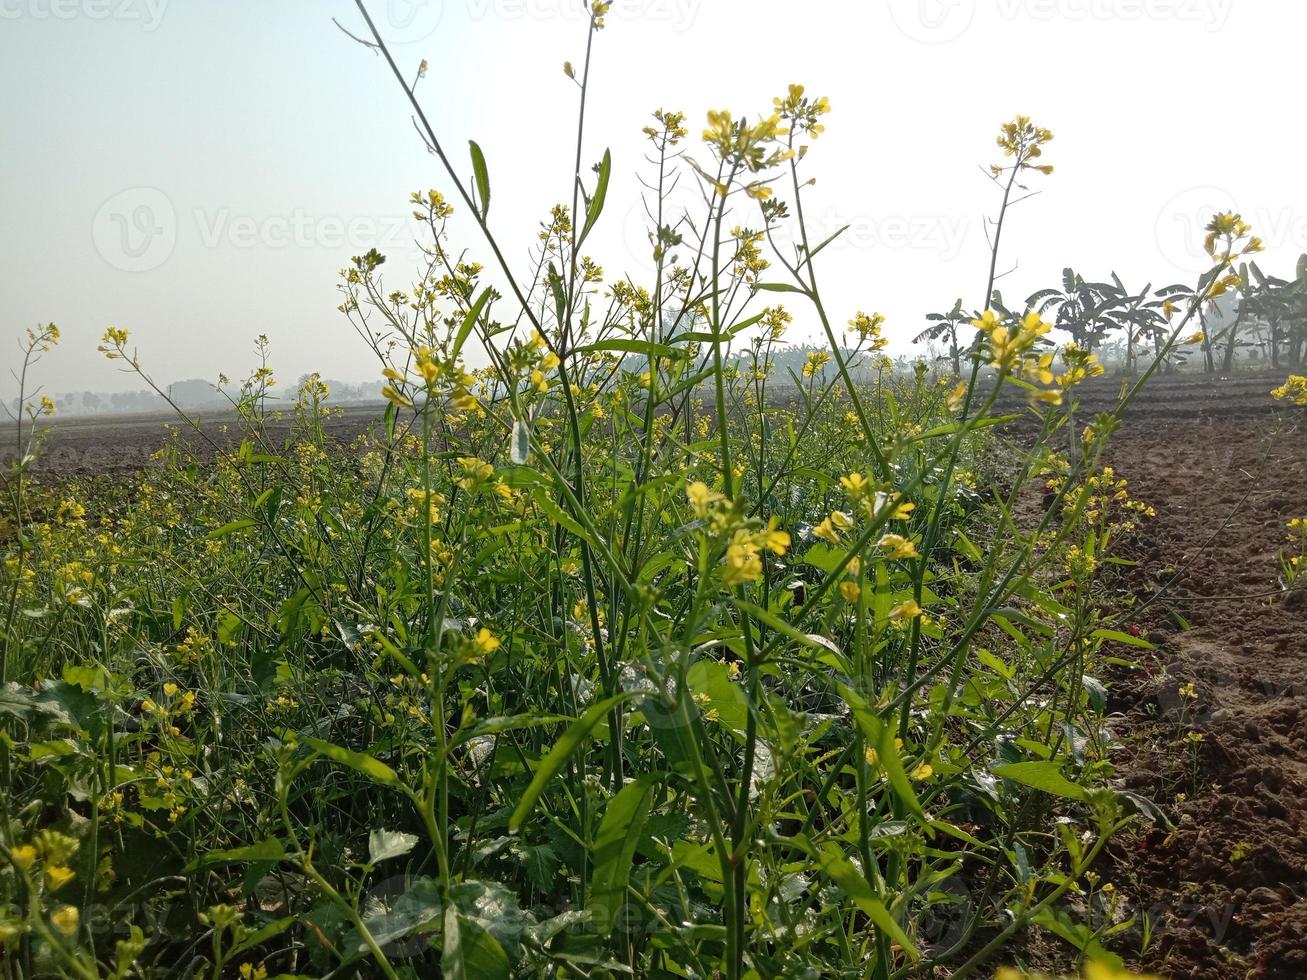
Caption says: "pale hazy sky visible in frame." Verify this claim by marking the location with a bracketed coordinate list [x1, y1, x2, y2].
[3, 0, 1304, 398]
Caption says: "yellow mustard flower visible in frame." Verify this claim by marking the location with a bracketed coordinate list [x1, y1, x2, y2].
[878, 534, 919, 560]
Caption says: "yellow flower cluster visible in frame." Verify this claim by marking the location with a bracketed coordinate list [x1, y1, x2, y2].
[972, 310, 1051, 375]
[409, 188, 455, 222]
[686, 482, 790, 587]
[1029, 343, 1106, 406]
[141, 682, 197, 738]
[1080, 466, 1155, 529]
[994, 115, 1054, 175]
[172, 626, 215, 665]
[848, 311, 888, 352]
[25, 322, 60, 353]
[1065, 544, 1097, 581]
[382, 347, 481, 414]
[761, 305, 791, 342]
[731, 226, 769, 281]
[404, 487, 445, 525]
[642, 108, 688, 146]
[456, 456, 494, 490]
[467, 627, 501, 661]
[1203, 210, 1262, 261]
[102, 326, 129, 347]
[773, 83, 831, 140]
[1271, 374, 1307, 406]
[4, 830, 80, 910]
[702, 108, 790, 175]
[1285, 518, 1307, 584]
[27, 394, 57, 418]
[802, 350, 831, 378]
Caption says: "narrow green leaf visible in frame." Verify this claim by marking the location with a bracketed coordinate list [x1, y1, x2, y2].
[576, 338, 679, 359]
[509, 692, 639, 832]
[547, 263, 566, 324]
[187, 838, 285, 870]
[991, 760, 1086, 800]
[1091, 627, 1155, 649]
[299, 735, 398, 787]
[578, 148, 611, 245]
[590, 774, 661, 934]
[839, 685, 926, 822]
[452, 286, 493, 362]
[816, 844, 920, 959]
[469, 140, 491, 219]
[207, 519, 257, 539]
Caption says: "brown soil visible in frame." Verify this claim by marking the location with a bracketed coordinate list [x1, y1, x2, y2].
[1, 403, 387, 479]
[1091, 373, 1307, 979]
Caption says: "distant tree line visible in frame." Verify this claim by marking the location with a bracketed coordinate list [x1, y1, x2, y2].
[913, 254, 1307, 375]
[13, 375, 384, 419]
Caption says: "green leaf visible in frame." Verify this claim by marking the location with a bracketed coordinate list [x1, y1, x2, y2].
[442, 906, 510, 980]
[732, 599, 843, 664]
[590, 774, 661, 934]
[207, 518, 257, 539]
[755, 281, 804, 293]
[299, 735, 399, 787]
[576, 338, 679, 359]
[687, 660, 748, 735]
[469, 140, 491, 219]
[840, 686, 926, 822]
[578, 148, 611, 246]
[526, 486, 589, 543]
[1030, 906, 1124, 967]
[799, 543, 845, 573]
[228, 916, 295, 957]
[816, 844, 920, 959]
[187, 838, 285, 870]
[991, 761, 1086, 800]
[911, 414, 1020, 441]
[547, 263, 566, 324]
[368, 829, 418, 864]
[508, 692, 638, 832]
[451, 713, 571, 748]
[61, 664, 107, 693]
[1091, 627, 1155, 649]
[349, 877, 442, 956]
[452, 286, 493, 362]
[521, 842, 559, 892]
[510, 418, 530, 465]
